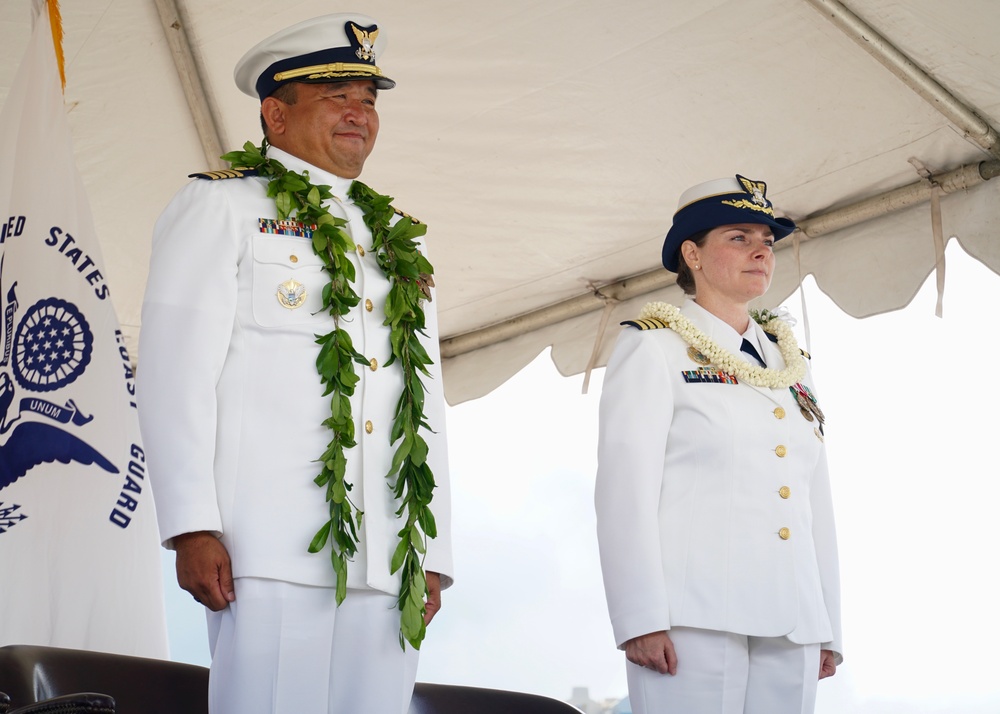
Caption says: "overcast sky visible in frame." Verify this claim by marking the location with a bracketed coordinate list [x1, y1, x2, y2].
[162, 240, 1000, 712]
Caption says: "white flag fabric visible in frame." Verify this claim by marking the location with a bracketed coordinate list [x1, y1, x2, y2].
[0, 1, 168, 657]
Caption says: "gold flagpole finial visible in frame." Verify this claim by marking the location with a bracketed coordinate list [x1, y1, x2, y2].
[46, 0, 66, 92]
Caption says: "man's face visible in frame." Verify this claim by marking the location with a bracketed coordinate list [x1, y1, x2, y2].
[263, 80, 379, 179]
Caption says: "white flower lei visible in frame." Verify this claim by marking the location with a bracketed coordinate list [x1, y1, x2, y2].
[640, 301, 807, 388]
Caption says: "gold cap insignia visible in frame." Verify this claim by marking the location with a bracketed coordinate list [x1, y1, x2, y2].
[351, 22, 379, 61]
[737, 175, 769, 207]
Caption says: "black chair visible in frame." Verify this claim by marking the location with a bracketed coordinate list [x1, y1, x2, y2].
[410, 683, 580, 713]
[2, 689, 116, 714]
[5, 693, 116, 714]
[0, 645, 578, 713]
[0, 646, 207, 714]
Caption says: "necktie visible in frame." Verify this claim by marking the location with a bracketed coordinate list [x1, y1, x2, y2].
[740, 339, 766, 367]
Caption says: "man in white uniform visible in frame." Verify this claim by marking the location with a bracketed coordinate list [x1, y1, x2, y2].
[137, 14, 452, 714]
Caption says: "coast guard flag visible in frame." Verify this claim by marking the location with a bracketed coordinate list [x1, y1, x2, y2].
[0, 1, 168, 656]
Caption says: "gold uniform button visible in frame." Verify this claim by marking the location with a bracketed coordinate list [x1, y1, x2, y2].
[357, 245, 366, 257]
[775, 445, 787, 458]
[778, 527, 791, 540]
[365, 298, 374, 312]
[773, 406, 786, 419]
[364, 420, 373, 434]
[290, 254, 298, 263]
[369, 358, 378, 371]
[779, 486, 791, 499]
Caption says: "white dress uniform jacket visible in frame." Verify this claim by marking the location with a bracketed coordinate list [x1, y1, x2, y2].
[595, 301, 841, 662]
[138, 147, 453, 594]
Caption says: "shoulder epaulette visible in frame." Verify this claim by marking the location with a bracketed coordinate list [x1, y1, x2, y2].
[392, 207, 422, 225]
[763, 330, 810, 358]
[621, 317, 670, 330]
[188, 168, 259, 180]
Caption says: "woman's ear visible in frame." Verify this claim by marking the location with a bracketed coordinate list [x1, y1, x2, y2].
[680, 239, 700, 270]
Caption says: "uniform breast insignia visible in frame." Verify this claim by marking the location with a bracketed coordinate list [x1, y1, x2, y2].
[259, 218, 316, 239]
[188, 168, 259, 180]
[621, 318, 670, 330]
[687, 345, 711, 365]
[682, 368, 738, 385]
[276, 279, 307, 309]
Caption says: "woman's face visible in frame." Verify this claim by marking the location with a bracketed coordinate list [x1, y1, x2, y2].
[683, 223, 776, 305]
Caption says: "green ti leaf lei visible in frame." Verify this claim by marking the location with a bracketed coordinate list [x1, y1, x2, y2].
[220, 140, 439, 650]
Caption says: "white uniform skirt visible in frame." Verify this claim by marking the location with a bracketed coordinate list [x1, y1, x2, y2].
[206, 577, 419, 714]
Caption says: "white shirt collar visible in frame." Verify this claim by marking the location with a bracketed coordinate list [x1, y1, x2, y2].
[681, 299, 763, 365]
[681, 300, 744, 356]
[264, 146, 355, 201]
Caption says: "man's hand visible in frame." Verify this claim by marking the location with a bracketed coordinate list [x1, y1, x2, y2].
[624, 631, 678, 675]
[423, 571, 442, 625]
[819, 649, 837, 679]
[173, 531, 235, 611]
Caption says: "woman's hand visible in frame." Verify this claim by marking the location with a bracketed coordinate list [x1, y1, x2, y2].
[625, 631, 678, 675]
[819, 649, 837, 679]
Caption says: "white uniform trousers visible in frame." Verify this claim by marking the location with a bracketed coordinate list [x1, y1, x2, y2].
[626, 627, 821, 714]
[206, 577, 419, 714]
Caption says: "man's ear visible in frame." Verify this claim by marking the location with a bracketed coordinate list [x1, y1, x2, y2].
[261, 96, 286, 137]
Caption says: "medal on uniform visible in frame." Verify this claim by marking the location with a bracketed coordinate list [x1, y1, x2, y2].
[790, 383, 825, 424]
[687, 345, 711, 365]
[277, 278, 307, 309]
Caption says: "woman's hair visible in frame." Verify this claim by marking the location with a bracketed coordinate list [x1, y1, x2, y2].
[675, 228, 710, 295]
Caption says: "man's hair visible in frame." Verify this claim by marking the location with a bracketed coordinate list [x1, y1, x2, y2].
[675, 229, 710, 295]
[260, 82, 300, 138]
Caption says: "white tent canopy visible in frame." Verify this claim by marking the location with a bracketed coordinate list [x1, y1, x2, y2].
[1, 0, 997, 404]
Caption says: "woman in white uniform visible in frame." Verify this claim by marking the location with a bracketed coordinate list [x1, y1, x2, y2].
[595, 175, 842, 714]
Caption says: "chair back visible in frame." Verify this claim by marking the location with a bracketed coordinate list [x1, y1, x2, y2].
[410, 682, 581, 713]
[0, 646, 208, 714]
[0, 645, 581, 714]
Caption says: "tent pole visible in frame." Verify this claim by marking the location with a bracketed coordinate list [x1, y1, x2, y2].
[440, 161, 999, 358]
[153, 0, 228, 169]
[795, 161, 996, 238]
[803, 0, 1000, 161]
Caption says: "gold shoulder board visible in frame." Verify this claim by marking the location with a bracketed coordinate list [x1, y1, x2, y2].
[188, 168, 259, 180]
[621, 318, 670, 330]
[392, 206, 422, 224]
